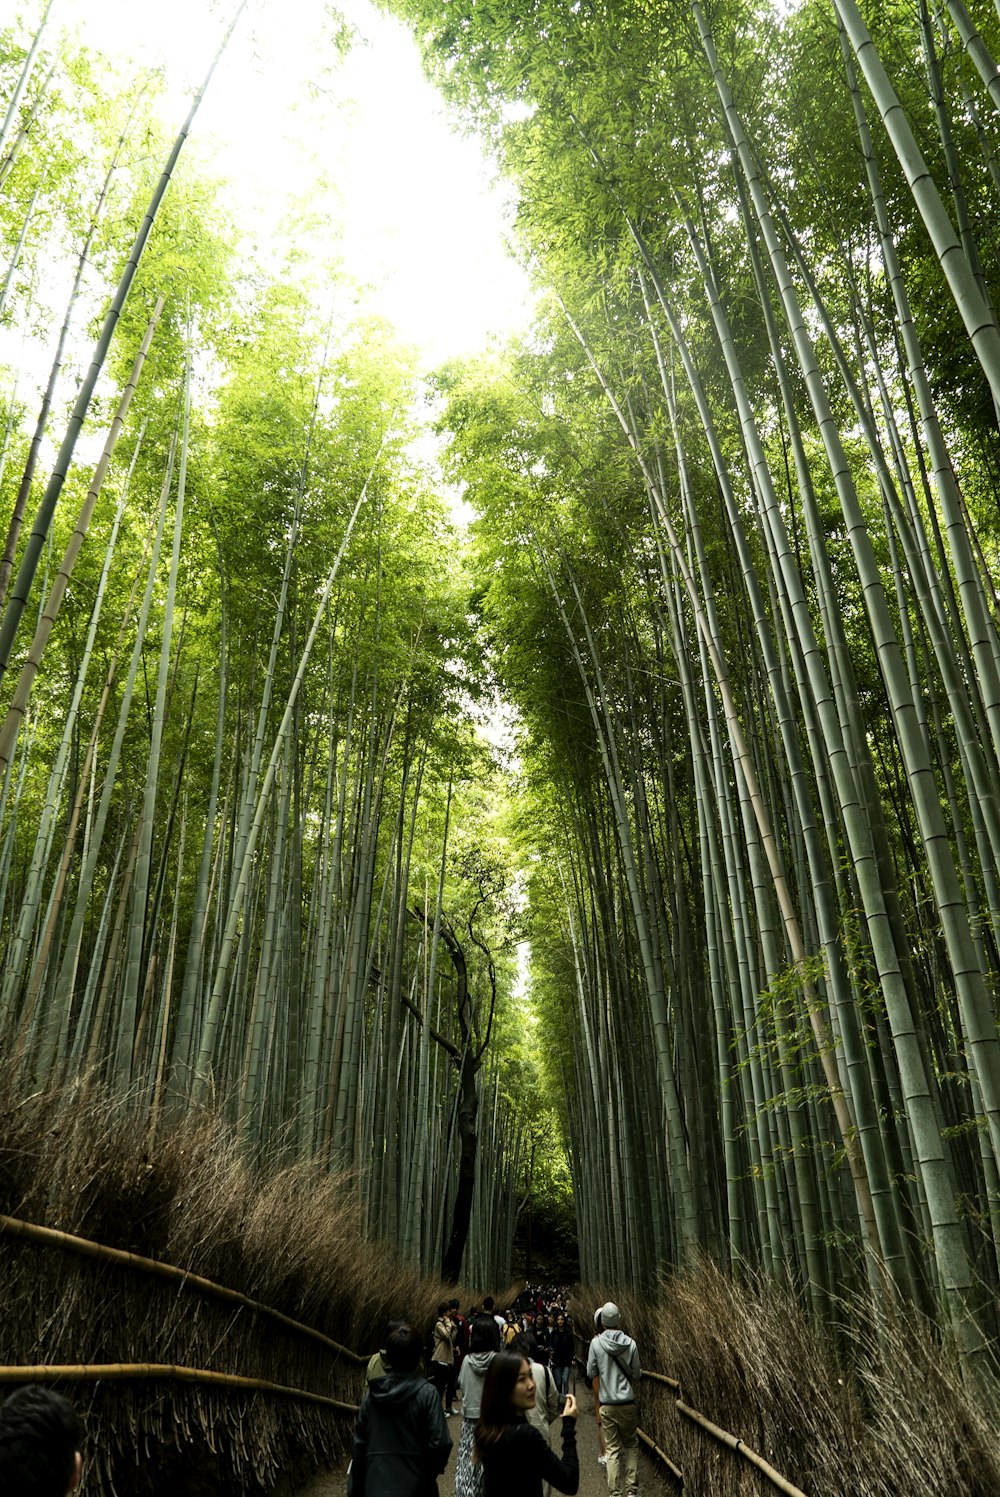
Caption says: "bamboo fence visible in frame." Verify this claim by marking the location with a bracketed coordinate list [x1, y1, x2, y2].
[0, 1217, 809, 1497]
[573, 1335, 807, 1496]
[0, 1213, 368, 1364]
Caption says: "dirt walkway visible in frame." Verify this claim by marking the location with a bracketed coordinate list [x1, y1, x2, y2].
[296, 1374, 673, 1496]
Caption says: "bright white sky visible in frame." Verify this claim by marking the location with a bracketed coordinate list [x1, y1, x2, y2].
[46, 0, 534, 367]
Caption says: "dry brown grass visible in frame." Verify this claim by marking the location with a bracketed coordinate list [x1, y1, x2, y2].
[575, 1260, 1000, 1496]
[0, 1061, 466, 1495]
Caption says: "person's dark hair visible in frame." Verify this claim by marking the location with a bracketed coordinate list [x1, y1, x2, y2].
[437, 1300, 450, 1317]
[449, 1297, 460, 1310]
[474, 1352, 530, 1462]
[470, 1316, 500, 1353]
[382, 1317, 407, 1347]
[385, 1325, 422, 1374]
[0, 1387, 82, 1497]
[483, 1295, 495, 1311]
[510, 1330, 538, 1360]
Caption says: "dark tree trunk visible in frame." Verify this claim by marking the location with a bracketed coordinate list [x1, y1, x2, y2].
[409, 902, 497, 1285]
[442, 1047, 478, 1281]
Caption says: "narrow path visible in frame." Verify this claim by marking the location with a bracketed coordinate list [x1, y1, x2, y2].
[296, 1374, 673, 1496]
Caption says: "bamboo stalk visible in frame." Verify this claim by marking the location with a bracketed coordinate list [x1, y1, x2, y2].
[193, 445, 387, 1095]
[0, 0, 55, 161]
[0, 0, 247, 680]
[0, 297, 164, 780]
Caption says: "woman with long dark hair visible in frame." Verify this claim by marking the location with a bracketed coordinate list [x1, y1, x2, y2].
[474, 1350, 578, 1497]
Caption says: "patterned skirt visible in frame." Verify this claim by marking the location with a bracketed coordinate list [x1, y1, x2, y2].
[455, 1416, 484, 1497]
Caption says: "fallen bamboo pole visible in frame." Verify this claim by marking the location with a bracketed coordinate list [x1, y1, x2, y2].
[0, 1361, 359, 1414]
[642, 1367, 681, 1391]
[0, 1213, 367, 1364]
[676, 1401, 807, 1497]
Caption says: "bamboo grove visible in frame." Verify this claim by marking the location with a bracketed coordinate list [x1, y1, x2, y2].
[9, 0, 1000, 1374]
[386, 0, 1000, 1357]
[0, 6, 549, 1290]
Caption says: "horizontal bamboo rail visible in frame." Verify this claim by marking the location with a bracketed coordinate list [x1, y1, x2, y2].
[1, 1228, 801, 1494]
[636, 1424, 683, 1483]
[676, 1401, 806, 1497]
[0, 1212, 367, 1364]
[0, 1362, 359, 1415]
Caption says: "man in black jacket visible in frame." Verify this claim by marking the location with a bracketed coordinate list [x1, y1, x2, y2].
[348, 1324, 452, 1497]
[0, 1386, 83, 1496]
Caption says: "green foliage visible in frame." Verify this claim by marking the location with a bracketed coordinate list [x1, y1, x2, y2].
[0, 9, 537, 1292]
[386, 0, 1000, 1355]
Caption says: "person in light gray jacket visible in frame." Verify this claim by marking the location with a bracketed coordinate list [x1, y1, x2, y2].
[586, 1303, 640, 1497]
[455, 1318, 497, 1497]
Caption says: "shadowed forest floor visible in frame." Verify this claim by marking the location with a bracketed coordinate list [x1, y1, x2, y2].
[296, 1378, 673, 1496]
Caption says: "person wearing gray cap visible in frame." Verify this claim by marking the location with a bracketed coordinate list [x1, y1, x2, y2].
[586, 1302, 641, 1497]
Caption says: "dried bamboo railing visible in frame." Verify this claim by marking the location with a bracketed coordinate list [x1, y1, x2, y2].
[636, 1425, 683, 1483]
[3, 1216, 803, 1495]
[676, 1400, 806, 1497]
[0, 1362, 358, 1414]
[0, 1212, 367, 1363]
[573, 1340, 808, 1497]
[0, 1211, 371, 1492]
[642, 1367, 681, 1391]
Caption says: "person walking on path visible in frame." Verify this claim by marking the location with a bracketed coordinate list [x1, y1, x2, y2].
[448, 1298, 469, 1417]
[470, 1307, 502, 1352]
[590, 1309, 607, 1469]
[348, 1325, 452, 1497]
[586, 1303, 640, 1497]
[550, 1314, 574, 1398]
[431, 1302, 458, 1415]
[474, 1350, 579, 1497]
[455, 1317, 497, 1497]
[510, 1332, 562, 1437]
[484, 1296, 506, 1338]
[367, 1319, 407, 1384]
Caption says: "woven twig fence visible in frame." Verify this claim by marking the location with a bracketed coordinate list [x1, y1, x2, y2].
[0, 1213, 367, 1363]
[574, 1336, 807, 1496]
[0, 1213, 370, 1495]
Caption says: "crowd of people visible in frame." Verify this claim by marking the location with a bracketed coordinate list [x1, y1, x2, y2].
[350, 1289, 642, 1497]
[0, 1288, 643, 1497]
